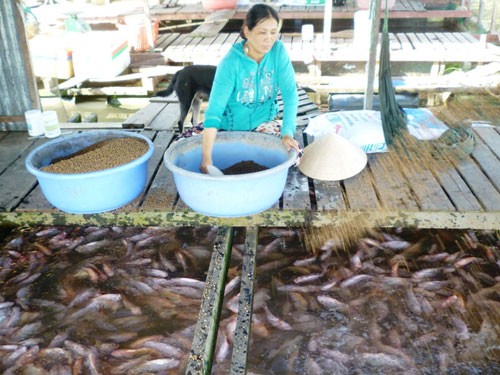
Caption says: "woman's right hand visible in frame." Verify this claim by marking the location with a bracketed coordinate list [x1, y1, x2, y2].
[200, 128, 218, 174]
[200, 161, 212, 174]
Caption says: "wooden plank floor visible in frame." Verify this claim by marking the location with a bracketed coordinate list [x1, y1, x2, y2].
[30, 0, 472, 26]
[151, 0, 472, 20]
[1, 88, 499, 229]
[157, 31, 499, 66]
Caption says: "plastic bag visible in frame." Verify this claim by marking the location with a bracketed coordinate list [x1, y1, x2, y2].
[404, 108, 449, 141]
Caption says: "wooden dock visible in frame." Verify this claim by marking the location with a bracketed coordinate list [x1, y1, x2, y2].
[1, 87, 499, 230]
[1, 84, 499, 374]
[53, 0, 472, 22]
[158, 30, 499, 69]
[3, 4, 498, 374]
[57, 29, 500, 98]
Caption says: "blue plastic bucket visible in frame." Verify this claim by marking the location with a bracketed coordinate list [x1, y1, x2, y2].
[25, 130, 154, 214]
[163, 131, 297, 217]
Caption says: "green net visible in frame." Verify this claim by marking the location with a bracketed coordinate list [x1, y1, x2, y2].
[378, 1, 407, 146]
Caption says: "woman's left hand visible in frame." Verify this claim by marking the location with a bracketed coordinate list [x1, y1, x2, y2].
[282, 135, 300, 153]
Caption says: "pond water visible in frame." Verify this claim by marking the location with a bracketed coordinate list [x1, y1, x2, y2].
[1, 225, 499, 374]
[40, 96, 151, 124]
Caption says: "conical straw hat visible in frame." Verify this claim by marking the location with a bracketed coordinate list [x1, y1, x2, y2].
[298, 133, 367, 181]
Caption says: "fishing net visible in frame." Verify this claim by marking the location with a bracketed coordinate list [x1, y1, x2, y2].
[378, 1, 407, 146]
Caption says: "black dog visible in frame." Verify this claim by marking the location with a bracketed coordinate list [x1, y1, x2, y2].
[155, 65, 216, 133]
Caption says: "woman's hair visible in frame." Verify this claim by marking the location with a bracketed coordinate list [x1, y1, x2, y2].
[240, 3, 280, 40]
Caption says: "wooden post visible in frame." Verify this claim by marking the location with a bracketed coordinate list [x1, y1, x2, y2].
[143, 0, 154, 51]
[322, 0, 333, 49]
[477, 0, 485, 31]
[143, 0, 151, 17]
[364, 0, 382, 110]
[489, 0, 498, 34]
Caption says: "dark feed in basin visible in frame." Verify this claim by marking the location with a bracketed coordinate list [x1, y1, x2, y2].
[222, 160, 268, 175]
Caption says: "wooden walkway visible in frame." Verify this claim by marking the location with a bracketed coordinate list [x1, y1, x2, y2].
[151, 0, 472, 21]
[157, 30, 500, 68]
[35, 0, 472, 23]
[1, 87, 499, 230]
[56, 30, 500, 99]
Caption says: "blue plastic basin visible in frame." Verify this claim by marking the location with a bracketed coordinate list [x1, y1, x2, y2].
[25, 130, 154, 214]
[163, 131, 296, 217]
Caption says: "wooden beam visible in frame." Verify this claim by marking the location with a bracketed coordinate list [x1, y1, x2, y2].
[230, 226, 258, 374]
[58, 122, 123, 129]
[2, 210, 500, 230]
[64, 87, 150, 96]
[150, 8, 473, 21]
[294, 73, 500, 94]
[186, 227, 234, 375]
[189, 9, 235, 38]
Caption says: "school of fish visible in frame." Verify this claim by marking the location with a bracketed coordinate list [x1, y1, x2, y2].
[0, 225, 499, 374]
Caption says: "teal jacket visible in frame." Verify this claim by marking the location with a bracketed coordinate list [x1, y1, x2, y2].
[203, 40, 298, 138]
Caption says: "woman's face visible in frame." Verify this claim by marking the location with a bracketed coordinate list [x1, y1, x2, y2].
[244, 17, 280, 56]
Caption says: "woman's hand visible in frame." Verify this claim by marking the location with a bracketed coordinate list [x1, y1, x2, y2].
[200, 163, 211, 175]
[282, 135, 300, 153]
[200, 128, 218, 174]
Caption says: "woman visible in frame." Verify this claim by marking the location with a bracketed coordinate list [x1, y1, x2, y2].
[200, 3, 300, 174]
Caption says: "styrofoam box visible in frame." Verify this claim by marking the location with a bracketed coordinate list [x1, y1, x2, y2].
[71, 31, 130, 79]
[29, 33, 74, 79]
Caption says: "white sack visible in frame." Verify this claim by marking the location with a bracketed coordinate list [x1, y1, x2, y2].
[305, 110, 387, 153]
[304, 108, 450, 153]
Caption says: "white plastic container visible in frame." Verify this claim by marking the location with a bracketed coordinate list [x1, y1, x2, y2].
[42, 111, 61, 138]
[25, 109, 45, 137]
